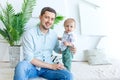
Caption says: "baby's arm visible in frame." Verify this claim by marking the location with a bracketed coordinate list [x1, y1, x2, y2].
[64, 33, 75, 47]
[63, 41, 74, 47]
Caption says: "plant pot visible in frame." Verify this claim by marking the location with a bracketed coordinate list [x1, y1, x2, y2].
[9, 45, 23, 68]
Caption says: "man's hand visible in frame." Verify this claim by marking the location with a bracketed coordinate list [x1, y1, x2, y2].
[58, 37, 62, 41]
[70, 46, 76, 54]
[63, 41, 76, 54]
[51, 63, 65, 70]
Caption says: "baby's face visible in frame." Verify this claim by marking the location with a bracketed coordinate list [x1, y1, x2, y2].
[64, 21, 75, 33]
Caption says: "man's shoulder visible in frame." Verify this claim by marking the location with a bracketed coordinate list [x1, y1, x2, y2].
[25, 26, 37, 33]
[24, 26, 37, 36]
[49, 29, 57, 34]
[49, 29, 55, 32]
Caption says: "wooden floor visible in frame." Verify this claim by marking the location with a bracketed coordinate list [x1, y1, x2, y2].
[0, 61, 14, 80]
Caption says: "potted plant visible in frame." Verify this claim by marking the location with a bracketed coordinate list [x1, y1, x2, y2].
[0, 0, 36, 46]
[0, 0, 36, 68]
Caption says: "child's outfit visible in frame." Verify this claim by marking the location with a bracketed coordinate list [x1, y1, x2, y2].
[60, 31, 75, 71]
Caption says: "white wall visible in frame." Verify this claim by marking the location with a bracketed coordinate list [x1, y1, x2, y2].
[97, 0, 120, 60]
[0, 0, 119, 61]
[0, 43, 9, 61]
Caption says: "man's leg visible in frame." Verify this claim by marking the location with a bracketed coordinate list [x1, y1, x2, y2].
[14, 61, 39, 80]
[38, 68, 73, 80]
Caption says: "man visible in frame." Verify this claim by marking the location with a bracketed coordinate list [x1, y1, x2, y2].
[14, 7, 76, 80]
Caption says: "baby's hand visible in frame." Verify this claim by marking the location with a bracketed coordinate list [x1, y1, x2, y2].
[64, 41, 73, 47]
[63, 41, 69, 46]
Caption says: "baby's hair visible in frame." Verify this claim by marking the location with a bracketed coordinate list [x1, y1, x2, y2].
[64, 18, 76, 27]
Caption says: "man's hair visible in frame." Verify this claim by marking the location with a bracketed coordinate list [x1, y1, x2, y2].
[40, 7, 56, 17]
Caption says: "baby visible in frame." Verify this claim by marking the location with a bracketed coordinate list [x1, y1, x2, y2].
[60, 18, 76, 71]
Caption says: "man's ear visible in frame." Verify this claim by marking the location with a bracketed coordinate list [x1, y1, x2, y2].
[39, 15, 42, 20]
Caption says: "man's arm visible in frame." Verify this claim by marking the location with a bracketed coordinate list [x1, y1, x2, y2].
[31, 58, 65, 70]
[22, 31, 64, 70]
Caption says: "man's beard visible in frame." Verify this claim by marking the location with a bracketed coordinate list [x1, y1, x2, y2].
[42, 25, 49, 30]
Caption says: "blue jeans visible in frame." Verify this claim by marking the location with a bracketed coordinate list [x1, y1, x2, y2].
[14, 61, 73, 80]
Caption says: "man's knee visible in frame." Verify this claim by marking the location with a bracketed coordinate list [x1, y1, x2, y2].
[61, 70, 73, 80]
[15, 61, 30, 70]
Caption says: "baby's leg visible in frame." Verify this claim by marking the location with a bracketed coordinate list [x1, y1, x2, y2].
[62, 47, 73, 71]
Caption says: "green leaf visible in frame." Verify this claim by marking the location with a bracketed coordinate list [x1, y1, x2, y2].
[0, 0, 36, 46]
[54, 15, 64, 24]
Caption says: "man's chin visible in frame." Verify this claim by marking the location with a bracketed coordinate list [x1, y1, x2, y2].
[44, 26, 50, 30]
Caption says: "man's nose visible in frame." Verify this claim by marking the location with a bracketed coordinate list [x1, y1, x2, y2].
[48, 18, 52, 23]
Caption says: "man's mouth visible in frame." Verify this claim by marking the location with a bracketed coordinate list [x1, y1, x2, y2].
[46, 22, 51, 27]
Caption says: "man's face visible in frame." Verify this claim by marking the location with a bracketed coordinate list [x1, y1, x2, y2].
[40, 11, 55, 30]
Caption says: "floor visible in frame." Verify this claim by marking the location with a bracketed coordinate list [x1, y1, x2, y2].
[0, 61, 82, 80]
[0, 61, 14, 80]
[0, 61, 47, 80]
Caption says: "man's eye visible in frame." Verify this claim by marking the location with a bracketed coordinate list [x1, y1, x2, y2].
[45, 16, 48, 19]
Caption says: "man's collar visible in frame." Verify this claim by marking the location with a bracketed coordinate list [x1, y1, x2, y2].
[37, 26, 50, 36]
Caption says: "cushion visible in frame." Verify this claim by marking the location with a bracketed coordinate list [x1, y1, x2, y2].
[51, 54, 62, 64]
[84, 49, 111, 65]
